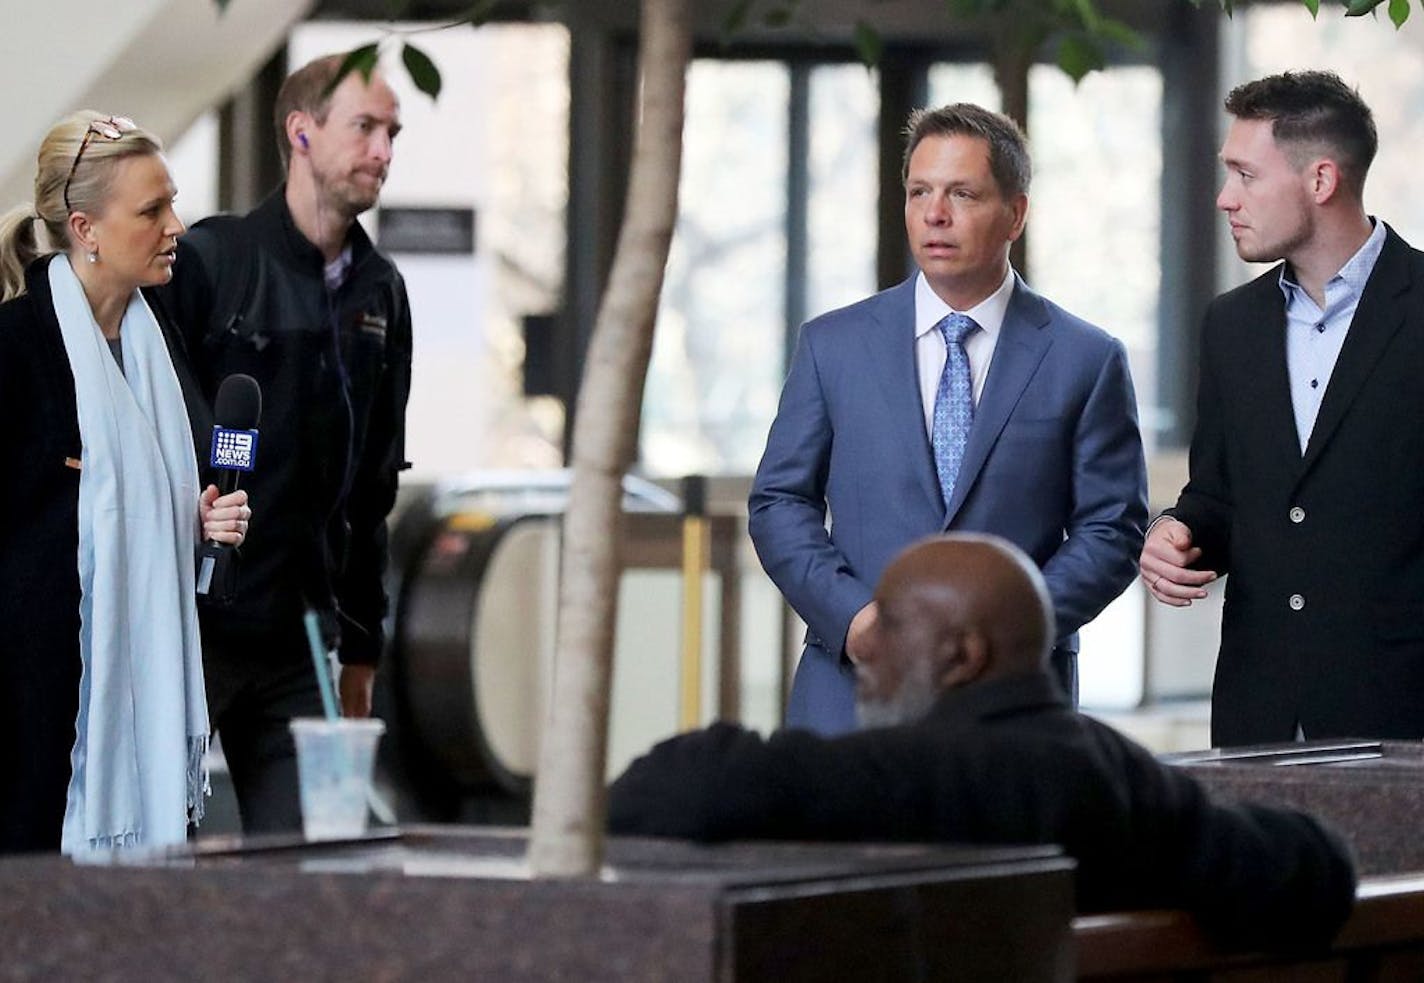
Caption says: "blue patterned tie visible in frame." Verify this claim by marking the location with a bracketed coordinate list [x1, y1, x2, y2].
[932, 313, 978, 508]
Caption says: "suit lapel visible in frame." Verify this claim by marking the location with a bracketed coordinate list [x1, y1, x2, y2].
[1299, 228, 1411, 479]
[1233, 272, 1303, 483]
[942, 276, 1051, 526]
[861, 278, 943, 513]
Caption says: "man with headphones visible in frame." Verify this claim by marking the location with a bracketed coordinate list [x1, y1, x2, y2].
[162, 53, 413, 833]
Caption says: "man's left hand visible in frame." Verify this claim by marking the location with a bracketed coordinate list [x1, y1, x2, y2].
[339, 663, 376, 718]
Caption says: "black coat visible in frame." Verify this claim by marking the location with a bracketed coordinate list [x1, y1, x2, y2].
[0, 256, 203, 853]
[1171, 226, 1424, 746]
[607, 672, 1356, 952]
[159, 188, 413, 665]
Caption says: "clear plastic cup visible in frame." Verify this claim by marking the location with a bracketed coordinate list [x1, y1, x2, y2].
[289, 718, 386, 841]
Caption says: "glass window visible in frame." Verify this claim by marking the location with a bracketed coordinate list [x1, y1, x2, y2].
[805, 64, 879, 319]
[1029, 66, 1161, 709]
[927, 63, 1001, 110]
[1026, 65, 1162, 443]
[641, 60, 790, 477]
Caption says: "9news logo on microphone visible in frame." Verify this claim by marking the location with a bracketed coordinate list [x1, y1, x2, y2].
[211, 426, 259, 472]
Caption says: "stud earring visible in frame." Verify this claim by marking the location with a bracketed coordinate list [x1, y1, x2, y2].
[87, 250, 98, 264]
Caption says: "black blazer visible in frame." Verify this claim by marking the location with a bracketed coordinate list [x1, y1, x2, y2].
[607, 672, 1356, 952]
[1171, 226, 1424, 746]
[0, 255, 205, 853]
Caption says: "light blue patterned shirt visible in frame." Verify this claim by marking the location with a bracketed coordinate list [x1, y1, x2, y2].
[1279, 218, 1386, 453]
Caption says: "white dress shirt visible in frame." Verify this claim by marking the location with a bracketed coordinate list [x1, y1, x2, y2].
[914, 265, 1016, 438]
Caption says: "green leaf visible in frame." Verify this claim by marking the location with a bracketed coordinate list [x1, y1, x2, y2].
[1055, 32, 1104, 83]
[1096, 17, 1145, 51]
[1068, 0, 1100, 31]
[1389, 0, 1410, 26]
[721, 0, 756, 35]
[401, 42, 442, 99]
[852, 20, 884, 67]
[325, 43, 381, 97]
[1302, 0, 1320, 17]
[1345, 0, 1384, 15]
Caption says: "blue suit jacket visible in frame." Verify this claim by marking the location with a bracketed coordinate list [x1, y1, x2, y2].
[749, 274, 1148, 734]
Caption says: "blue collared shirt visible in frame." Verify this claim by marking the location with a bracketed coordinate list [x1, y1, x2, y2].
[1279, 218, 1387, 453]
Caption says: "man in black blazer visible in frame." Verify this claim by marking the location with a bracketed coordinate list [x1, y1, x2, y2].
[609, 535, 1356, 951]
[1141, 71, 1424, 746]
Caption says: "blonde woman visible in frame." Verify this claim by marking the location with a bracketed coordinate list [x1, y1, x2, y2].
[0, 112, 249, 854]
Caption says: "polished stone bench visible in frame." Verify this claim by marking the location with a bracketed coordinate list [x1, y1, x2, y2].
[1166, 739, 1424, 875]
[1071, 739, 1424, 980]
[0, 827, 1075, 982]
[11, 740, 1421, 981]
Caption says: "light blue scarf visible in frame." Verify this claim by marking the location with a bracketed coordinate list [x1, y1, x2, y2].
[49, 255, 209, 855]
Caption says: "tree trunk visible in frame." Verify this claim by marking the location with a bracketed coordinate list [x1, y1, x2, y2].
[528, 0, 691, 878]
[992, 27, 1033, 279]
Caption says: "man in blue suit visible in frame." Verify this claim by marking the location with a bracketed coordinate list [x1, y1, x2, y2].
[749, 103, 1148, 735]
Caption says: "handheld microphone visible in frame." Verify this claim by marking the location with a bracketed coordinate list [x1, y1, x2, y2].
[197, 374, 262, 600]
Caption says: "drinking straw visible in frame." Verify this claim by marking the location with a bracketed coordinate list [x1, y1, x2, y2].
[301, 609, 395, 827]
[302, 608, 340, 721]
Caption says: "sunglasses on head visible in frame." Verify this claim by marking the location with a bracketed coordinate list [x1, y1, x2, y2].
[63, 115, 136, 214]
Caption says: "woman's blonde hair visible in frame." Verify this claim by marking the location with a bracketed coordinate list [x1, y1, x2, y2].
[0, 111, 163, 302]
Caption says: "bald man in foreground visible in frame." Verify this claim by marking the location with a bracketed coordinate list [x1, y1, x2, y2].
[609, 535, 1356, 951]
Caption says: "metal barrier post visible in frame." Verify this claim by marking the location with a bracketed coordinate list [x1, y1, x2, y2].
[679, 475, 708, 730]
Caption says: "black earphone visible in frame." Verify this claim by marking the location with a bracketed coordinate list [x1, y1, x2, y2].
[298, 132, 309, 149]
